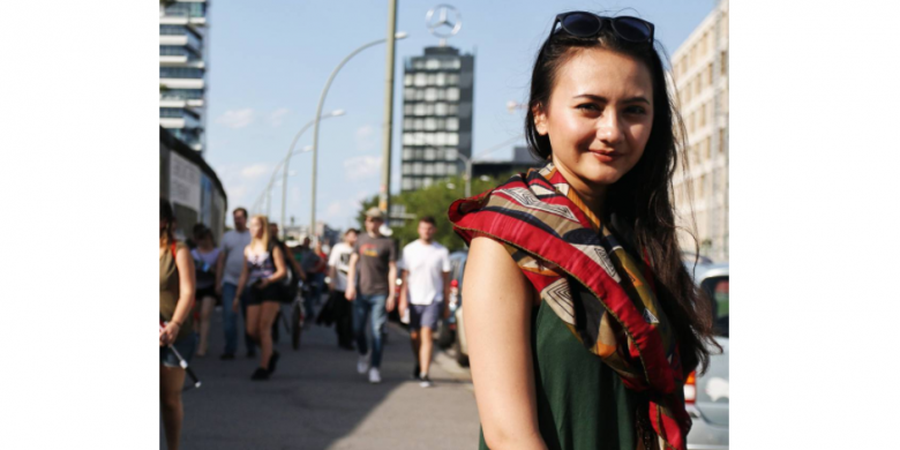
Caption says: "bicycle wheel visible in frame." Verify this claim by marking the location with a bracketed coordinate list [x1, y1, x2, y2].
[291, 300, 302, 350]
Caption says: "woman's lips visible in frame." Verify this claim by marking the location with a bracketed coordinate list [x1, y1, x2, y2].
[588, 150, 622, 163]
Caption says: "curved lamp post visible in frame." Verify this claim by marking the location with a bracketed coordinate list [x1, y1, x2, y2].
[280, 109, 345, 236]
[309, 31, 408, 240]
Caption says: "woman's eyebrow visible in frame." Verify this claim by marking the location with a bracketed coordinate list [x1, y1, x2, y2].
[573, 93, 650, 105]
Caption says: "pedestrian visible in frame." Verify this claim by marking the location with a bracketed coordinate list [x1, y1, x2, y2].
[345, 207, 397, 384]
[397, 217, 451, 388]
[326, 228, 359, 350]
[234, 215, 288, 380]
[191, 226, 220, 357]
[295, 235, 324, 319]
[448, 12, 718, 450]
[215, 207, 255, 359]
[268, 221, 307, 342]
[159, 198, 197, 450]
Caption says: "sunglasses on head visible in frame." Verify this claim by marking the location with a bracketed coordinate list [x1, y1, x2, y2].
[550, 12, 655, 45]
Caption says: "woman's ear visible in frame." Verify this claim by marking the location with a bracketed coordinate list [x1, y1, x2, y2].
[532, 103, 548, 136]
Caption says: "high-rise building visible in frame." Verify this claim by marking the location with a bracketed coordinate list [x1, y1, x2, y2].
[671, 0, 729, 261]
[400, 46, 475, 191]
[159, 0, 209, 153]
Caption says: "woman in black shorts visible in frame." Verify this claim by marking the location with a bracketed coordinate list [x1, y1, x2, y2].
[234, 215, 288, 380]
[191, 226, 220, 357]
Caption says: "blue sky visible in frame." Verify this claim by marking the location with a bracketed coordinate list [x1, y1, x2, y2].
[204, 0, 717, 229]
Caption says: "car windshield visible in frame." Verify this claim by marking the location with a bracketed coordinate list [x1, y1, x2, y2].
[701, 275, 729, 337]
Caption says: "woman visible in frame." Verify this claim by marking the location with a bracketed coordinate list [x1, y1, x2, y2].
[191, 226, 220, 357]
[160, 198, 197, 450]
[448, 12, 716, 450]
[234, 215, 287, 380]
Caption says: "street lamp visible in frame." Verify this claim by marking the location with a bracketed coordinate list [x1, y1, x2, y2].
[280, 109, 345, 237]
[453, 134, 525, 198]
[254, 144, 315, 216]
[309, 31, 408, 241]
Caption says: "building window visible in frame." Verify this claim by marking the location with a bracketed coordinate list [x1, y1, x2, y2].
[402, 178, 413, 190]
[160, 67, 204, 79]
[447, 74, 460, 85]
[403, 133, 414, 145]
[404, 104, 414, 115]
[425, 59, 440, 69]
[425, 104, 435, 115]
[402, 148, 413, 160]
[413, 162, 424, 175]
[446, 148, 458, 160]
[707, 64, 714, 87]
[720, 50, 728, 76]
[402, 163, 411, 175]
[434, 132, 446, 146]
[404, 74, 413, 86]
[424, 148, 436, 160]
[435, 103, 448, 116]
[160, 88, 204, 100]
[404, 88, 416, 101]
[435, 73, 446, 86]
[694, 76, 701, 96]
[414, 132, 426, 145]
[435, 164, 445, 175]
[705, 136, 712, 159]
[448, 104, 459, 115]
[446, 117, 459, 131]
[442, 59, 461, 69]
[700, 103, 707, 128]
[447, 87, 460, 102]
[423, 178, 434, 188]
[424, 118, 436, 130]
[414, 118, 424, 130]
[447, 133, 459, 146]
[414, 73, 427, 86]
[414, 104, 426, 116]
[403, 118, 413, 130]
[425, 88, 437, 102]
[427, 73, 437, 85]
[719, 128, 726, 153]
[447, 163, 458, 175]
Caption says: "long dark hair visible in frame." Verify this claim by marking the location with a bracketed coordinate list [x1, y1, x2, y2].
[160, 198, 176, 247]
[525, 15, 716, 374]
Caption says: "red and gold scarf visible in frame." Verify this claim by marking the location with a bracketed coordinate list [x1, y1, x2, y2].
[449, 163, 690, 450]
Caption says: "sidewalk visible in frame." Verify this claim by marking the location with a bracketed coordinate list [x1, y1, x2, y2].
[163, 303, 479, 450]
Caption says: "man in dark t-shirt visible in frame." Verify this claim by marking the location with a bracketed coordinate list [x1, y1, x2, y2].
[345, 207, 397, 384]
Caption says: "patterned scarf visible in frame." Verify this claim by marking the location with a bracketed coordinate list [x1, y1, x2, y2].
[448, 163, 690, 450]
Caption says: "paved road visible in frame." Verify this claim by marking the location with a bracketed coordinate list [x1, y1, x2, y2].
[162, 302, 480, 450]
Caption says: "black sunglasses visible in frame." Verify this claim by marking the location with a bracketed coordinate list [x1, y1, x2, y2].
[551, 12, 655, 45]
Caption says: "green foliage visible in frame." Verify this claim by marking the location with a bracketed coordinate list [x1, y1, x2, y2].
[354, 172, 519, 253]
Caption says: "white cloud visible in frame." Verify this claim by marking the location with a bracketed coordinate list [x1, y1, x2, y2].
[324, 201, 343, 220]
[268, 108, 290, 127]
[355, 124, 378, 153]
[216, 108, 256, 129]
[240, 163, 269, 180]
[343, 155, 382, 179]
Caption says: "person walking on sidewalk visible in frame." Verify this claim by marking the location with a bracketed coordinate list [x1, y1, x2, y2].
[345, 207, 397, 384]
[159, 198, 197, 450]
[234, 215, 288, 380]
[398, 217, 451, 388]
[191, 226, 220, 357]
[327, 228, 359, 350]
[215, 207, 255, 360]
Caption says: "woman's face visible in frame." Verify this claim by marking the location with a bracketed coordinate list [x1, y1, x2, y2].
[534, 47, 654, 190]
[249, 217, 264, 239]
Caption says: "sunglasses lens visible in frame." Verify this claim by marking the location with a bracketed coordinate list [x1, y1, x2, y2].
[613, 17, 652, 42]
[560, 12, 602, 37]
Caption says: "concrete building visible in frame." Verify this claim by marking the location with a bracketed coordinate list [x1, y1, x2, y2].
[160, 127, 227, 241]
[400, 46, 475, 192]
[159, 0, 209, 153]
[670, 0, 729, 261]
[472, 146, 545, 180]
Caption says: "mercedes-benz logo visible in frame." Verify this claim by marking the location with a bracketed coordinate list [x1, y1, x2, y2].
[425, 4, 462, 39]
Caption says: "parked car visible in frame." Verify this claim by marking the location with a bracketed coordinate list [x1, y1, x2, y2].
[685, 262, 729, 450]
[448, 250, 469, 366]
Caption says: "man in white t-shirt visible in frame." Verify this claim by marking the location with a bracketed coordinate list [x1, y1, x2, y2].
[327, 228, 359, 350]
[398, 216, 451, 388]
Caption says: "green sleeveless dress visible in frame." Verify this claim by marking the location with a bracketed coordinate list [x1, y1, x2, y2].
[478, 300, 639, 450]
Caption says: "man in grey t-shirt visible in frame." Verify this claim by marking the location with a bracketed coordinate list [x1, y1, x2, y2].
[215, 207, 253, 359]
[345, 207, 397, 384]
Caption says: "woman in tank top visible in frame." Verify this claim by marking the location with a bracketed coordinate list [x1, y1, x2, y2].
[160, 198, 197, 450]
[191, 226, 220, 357]
[450, 12, 719, 450]
[234, 214, 288, 380]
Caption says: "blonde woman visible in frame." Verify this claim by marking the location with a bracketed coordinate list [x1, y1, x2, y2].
[160, 198, 196, 450]
[234, 215, 288, 380]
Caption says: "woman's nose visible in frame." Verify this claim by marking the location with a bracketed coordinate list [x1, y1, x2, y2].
[596, 112, 624, 144]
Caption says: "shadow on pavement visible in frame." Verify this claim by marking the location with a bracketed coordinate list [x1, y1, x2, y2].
[162, 302, 478, 450]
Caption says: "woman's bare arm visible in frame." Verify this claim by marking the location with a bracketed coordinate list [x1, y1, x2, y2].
[268, 245, 287, 283]
[172, 246, 196, 326]
[463, 236, 547, 450]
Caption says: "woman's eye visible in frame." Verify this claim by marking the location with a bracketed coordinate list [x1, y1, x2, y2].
[625, 105, 648, 115]
[576, 103, 600, 112]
